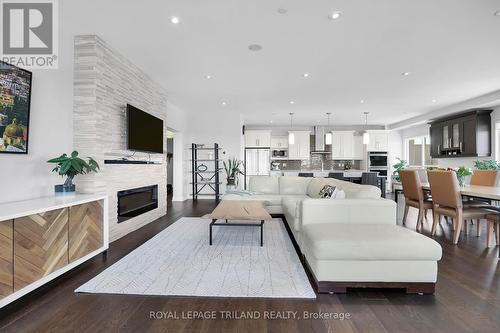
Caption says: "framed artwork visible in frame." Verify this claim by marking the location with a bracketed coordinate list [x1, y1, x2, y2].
[0, 61, 32, 154]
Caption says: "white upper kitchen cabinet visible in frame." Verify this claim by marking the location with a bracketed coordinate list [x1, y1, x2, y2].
[288, 131, 311, 159]
[331, 131, 355, 159]
[245, 130, 272, 147]
[271, 136, 289, 148]
[366, 130, 389, 151]
[352, 135, 364, 160]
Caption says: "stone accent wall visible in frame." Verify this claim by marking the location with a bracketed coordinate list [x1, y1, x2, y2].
[73, 35, 167, 241]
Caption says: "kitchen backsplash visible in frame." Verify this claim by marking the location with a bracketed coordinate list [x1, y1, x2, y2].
[271, 154, 362, 171]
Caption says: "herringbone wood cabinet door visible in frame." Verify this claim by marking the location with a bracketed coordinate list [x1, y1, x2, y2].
[14, 208, 69, 291]
[69, 200, 104, 263]
[0, 219, 14, 299]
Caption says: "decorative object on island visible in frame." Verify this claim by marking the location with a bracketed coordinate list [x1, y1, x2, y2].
[47, 151, 100, 195]
[453, 166, 473, 187]
[362, 112, 370, 145]
[223, 157, 244, 189]
[474, 159, 500, 170]
[392, 158, 409, 182]
[0, 61, 32, 154]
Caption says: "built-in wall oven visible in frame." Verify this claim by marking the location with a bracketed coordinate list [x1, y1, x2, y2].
[368, 152, 389, 178]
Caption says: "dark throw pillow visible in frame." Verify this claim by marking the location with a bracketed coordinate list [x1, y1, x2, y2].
[318, 185, 336, 198]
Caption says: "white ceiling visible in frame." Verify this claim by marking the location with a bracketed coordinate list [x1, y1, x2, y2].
[65, 0, 500, 127]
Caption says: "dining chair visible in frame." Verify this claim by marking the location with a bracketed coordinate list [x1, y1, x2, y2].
[400, 169, 433, 230]
[427, 170, 496, 244]
[298, 173, 314, 177]
[464, 170, 500, 236]
[485, 213, 500, 248]
[328, 172, 345, 181]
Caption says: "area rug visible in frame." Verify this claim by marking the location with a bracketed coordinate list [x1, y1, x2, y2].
[76, 217, 316, 299]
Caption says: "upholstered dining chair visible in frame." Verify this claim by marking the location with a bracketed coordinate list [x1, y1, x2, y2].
[464, 170, 500, 236]
[298, 173, 314, 177]
[400, 169, 433, 230]
[485, 213, 500, 249]
[427, 170, 497, 244]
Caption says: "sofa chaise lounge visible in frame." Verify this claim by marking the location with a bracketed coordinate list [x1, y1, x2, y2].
[223, 176, 442, 294]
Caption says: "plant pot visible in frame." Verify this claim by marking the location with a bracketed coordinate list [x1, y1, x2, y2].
[55, 184, 76, 196]
[227, 178, 236, 186]
[457, 176, 465, 187]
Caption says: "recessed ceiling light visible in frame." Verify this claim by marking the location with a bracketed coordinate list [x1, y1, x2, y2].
[221, 101, 227, 106]
[360, 100, 365, 104]
[205, 75, 212, 80]
[289, 101, 295, 105]
[303, 73, 310, 78]
[270, 120, 274, 124]
[494, 10, 500, 16]
[317, 120, 321, 124]
[432, 99, 437, 103]
[277, 8, 287, 14]
[170, 16, 180, 24]
[248, 44, 263, 51]
[329, 11, 342, 20]
[402, 72, 411, 76]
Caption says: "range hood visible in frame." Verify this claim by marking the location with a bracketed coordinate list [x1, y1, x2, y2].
[311, 126, 330, 154]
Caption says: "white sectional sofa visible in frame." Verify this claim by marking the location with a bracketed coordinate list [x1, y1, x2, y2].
[223, 176, 442, 294]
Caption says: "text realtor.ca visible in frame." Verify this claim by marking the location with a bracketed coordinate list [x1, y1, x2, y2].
[150, 311, 352, 321]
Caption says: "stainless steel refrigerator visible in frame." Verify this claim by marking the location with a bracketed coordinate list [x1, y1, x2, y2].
[245, 148, 270, 189]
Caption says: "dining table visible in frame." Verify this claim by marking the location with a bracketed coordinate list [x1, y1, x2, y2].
[393, 183, 500, 202]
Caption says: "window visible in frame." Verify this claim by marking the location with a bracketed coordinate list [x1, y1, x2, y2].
[405, 135, 435, 167]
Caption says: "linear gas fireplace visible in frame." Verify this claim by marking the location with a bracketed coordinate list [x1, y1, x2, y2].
[117, 185, 158, 223]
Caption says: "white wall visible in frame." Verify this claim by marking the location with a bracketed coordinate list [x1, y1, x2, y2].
[0, 37, 74, 203]
[166, 101, 191, 202]
[186, 109, 243, 197]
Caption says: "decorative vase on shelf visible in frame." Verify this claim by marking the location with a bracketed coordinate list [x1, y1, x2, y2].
[457, 176, 466, 187]
[55, 176, 76, 196]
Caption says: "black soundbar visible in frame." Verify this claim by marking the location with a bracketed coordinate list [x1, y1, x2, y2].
[104, 159, 161, 165]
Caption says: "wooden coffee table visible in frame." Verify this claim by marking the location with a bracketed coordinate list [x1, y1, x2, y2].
[208, 200, 272, 247]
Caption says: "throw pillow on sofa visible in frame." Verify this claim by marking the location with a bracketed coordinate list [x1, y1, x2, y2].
[319, 185, 336, 198]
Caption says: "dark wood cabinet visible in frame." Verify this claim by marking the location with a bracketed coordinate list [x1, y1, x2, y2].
[429, 110, 491, 158]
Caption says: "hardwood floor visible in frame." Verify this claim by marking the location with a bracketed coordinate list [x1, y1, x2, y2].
[0, 197, 499, 333]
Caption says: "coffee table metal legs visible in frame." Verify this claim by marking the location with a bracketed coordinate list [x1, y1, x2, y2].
[209, 219, 265, 246]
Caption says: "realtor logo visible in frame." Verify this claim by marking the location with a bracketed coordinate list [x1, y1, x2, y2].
[0, 0, 58, 68]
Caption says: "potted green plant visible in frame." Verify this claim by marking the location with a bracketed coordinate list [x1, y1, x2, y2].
[223, 158, 244, 188]
[47, 151, 99, 195]
[454, 166, 473, 187]
[474, 159, 500, 170]
[392, 158, 409, 182]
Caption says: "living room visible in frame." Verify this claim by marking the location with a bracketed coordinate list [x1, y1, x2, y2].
[0, 1, 499, 332]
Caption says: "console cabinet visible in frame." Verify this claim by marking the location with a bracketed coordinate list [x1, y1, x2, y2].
[0, 220, 13, 299]
[69, 201, 104, 263]
[429, 110, 492, 158]
[0, 195, 107, 307]
[14, 208, 69, 291]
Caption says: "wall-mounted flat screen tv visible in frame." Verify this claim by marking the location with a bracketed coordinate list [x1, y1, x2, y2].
[127, 104, 164, 154]
[0, 61, 32, 154]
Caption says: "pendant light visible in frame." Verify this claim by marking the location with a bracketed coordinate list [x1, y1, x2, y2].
[288, 112, 295, 145]
[325, 112, 332, 145]
[362, 112, 370, 145]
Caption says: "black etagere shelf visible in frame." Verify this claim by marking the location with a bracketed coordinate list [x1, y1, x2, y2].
[190, 143, 222, 202]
